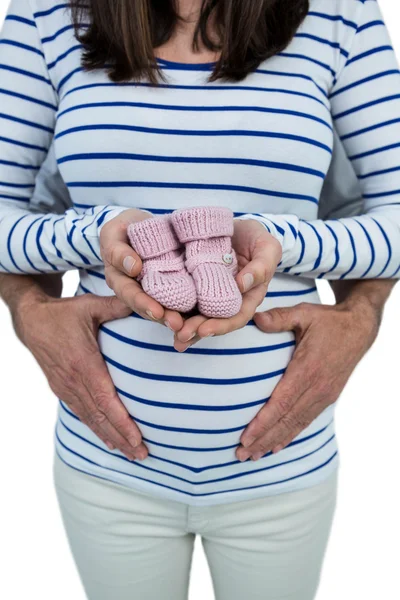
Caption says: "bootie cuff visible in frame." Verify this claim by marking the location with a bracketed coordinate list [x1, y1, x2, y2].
[171, 206, 234, 243]
[128, 215, 180, 259]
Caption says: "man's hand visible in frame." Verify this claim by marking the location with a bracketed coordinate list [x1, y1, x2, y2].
[13, 291, 148, 461]
[174, 219, 282, 351]
[236, 296, 382, 462]
[100, 209, 184, 332]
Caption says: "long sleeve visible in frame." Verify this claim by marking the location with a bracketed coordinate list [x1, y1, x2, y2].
[238, 0, 400, 280]
[0, 0, 125, 274]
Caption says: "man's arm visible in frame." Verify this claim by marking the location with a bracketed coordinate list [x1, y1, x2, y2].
[236, 278, 396, 461]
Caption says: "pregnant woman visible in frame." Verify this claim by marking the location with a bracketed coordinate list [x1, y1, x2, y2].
[0, 0, 399, 598]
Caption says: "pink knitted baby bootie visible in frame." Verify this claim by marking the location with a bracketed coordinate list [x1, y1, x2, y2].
[171, 207, 242, 318]
[127, 215, 197, 313]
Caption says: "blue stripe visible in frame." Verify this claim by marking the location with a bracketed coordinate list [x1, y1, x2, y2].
[51, 217, 76, 268]
[67, 181, 319, 205]
[66, 224, 91, 265]
[41, 24, 76, 44]
[0, 158, 40, 171]
[58, 152, 325, 179]
[295, 33, 348, 57]
[0, 87, 57, 111]
[0, 39, 44, 57]
[339, 222, 357, 279]
[5, 15, 35, 26]
[0, 63, 52, 86]
[0, 193, 30, 203]
[0, 181, 34, 189]
[372, 218, 392, 277]
[55, 123, 332, 154]
[342, 117, 400, 141]
[303, 221, 323, 270]
[23, 217, 46, 273]
[346, 45, 393, 66]
[350, 141, 400, 161]
[359, 165, 400, 180]
[57, 66, 82, 93]
[99, 324, 296, 356]
[334, 94, 400, 120]
[279, 52, 336, 77]
[6, 214, 30, 273]
[0, 111, 54, 134]
[116, 385, 271, 412]
[0, 134, 47, 152]
[330, 70, 400, 99]
[318, 223, 340, 278]
[34, 3, 68, 18]
[48, 45, 81, 70]
[307, 11, 357, 30]
[35, 218, 59, 271]
[103, 353, 286, 386]
[357, 20, 384, 33]
[363, 189, 400, 200]
[66, 73, 329, 101]
[57, 101, 332, 130]
[354, 219, 375, 277]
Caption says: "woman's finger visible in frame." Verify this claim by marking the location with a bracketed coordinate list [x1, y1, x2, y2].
[174, 334, 202, 353]
[175, 314, 209, 344]
[235, 237, 282, 293]
[105, 266, 165, 320]
[102, 239, 143, 278]
[163, 308, 185, 333]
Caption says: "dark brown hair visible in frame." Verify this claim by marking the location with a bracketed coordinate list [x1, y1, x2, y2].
[70, 0, 309, 83]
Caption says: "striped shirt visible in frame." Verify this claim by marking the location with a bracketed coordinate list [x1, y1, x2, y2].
[0, 0, 399, 505]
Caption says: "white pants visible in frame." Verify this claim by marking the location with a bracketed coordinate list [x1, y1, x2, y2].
[54, 455, 337, 600]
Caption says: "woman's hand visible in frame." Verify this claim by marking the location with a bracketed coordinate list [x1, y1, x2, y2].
[100, 209, 185, 332]
[174, 219, 282, 351]
[13, 291, 148, 461]
[236, 295, 381, 462]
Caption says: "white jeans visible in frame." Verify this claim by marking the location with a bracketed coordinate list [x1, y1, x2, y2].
[54, 454, 337, 600]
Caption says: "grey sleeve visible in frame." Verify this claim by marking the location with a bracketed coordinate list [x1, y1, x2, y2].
[318, 127, 363, 220]
[30, 140, 73, 215]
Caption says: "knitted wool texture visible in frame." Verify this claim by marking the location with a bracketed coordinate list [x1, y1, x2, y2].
[127, 215, 197, 313]
[171, 207, 242, 318]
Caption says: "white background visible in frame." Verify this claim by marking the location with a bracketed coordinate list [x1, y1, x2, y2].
[0, 1, 399, 598]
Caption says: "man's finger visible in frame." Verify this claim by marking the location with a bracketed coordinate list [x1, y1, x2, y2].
[237, 399, 321, 462]
[62, 392, 141, 461]
[240, 354, 312, 448]
[87, 294, 133, 323]
[82, 358, 146, 452]
[253, 304, 310, 334]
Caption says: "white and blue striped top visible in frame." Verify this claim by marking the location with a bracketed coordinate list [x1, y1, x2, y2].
[1, 0, 399, 505]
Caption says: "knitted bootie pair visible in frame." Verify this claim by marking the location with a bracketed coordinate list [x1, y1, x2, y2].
[127, 207, 242, 318]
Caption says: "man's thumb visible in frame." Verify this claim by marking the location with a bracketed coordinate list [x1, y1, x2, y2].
[253, 306, 302, 333]
[92, 295, 132, 324]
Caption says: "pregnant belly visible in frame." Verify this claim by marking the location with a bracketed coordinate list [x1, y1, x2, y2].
[94, 273, 320, 470]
